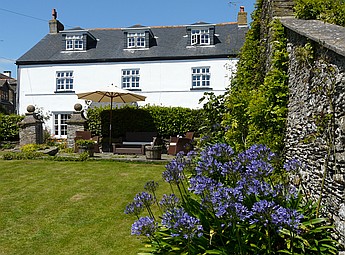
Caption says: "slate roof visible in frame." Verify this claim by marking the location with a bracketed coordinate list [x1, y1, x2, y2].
[16, 22, 248, 65]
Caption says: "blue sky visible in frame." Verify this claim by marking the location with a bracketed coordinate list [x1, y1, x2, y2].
[0, 0, 256, 78]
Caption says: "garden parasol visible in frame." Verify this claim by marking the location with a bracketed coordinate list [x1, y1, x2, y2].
[77, 84, 146, 151]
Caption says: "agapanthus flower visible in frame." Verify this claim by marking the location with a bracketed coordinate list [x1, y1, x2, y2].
[250, 200, 276, 226]
[134, 192, 154, 207]
[159, 194, 180, 211]
[237, 178, 274, 197]
[144, 180, 159, 193]
[131, 216, 157, 237]
[210, 186, 246, 219]
[124, 201, 144, 216]
[283, 158, 302, 172]
[195, 143, 234, 177]
[271, 206, 303, 232]
[162, 153, 186, 184]
[244, 159, 274, 178]
[189, 175, 222, 195]
[161, 207, 203, 239]
[237, 144, 275, 165]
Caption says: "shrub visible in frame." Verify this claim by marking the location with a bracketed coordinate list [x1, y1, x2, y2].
[75, 139, 95, 146]
[125, 144, 338, 254]
[2, 151, 44, 160]
[294, 0, 345, 26]
[0, 114, 24, 141]
[21, 143, 40, 152]
[87, 105, 203, 139]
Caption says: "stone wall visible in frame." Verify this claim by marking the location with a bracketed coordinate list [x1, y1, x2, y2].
[18, 105, 44, 146]
[282, 20, 345, 247]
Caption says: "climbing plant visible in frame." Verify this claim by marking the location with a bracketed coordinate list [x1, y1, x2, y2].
[222, 0, 289, 153]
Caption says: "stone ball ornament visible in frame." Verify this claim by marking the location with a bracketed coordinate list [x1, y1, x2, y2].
[74, 103, 83, 111]
[27, 105, 35, 113]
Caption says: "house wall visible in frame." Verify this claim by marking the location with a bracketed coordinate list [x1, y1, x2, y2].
[18, 58, 237, 134]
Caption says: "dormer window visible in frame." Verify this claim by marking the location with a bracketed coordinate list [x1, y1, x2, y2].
[62, 29, 97, 52]
[191, 29, 210, 45]
[127, 32, 146, 48]
[66, 35, 84, 50]
[187, 24, 215, 47]
[123, 26, 155, 49]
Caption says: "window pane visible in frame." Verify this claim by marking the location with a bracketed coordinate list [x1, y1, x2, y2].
[122, 69, 140, 89]
[56, 72, 73, 91]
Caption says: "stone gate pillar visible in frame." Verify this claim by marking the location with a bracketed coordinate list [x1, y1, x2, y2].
[18, 105, 44, 146]
[66, 103, 87, 149]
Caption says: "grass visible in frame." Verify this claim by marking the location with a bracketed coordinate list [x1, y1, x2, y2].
[0, 160, 170, 255]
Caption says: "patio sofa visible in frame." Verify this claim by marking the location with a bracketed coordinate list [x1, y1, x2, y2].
[113, 131, 157, 155]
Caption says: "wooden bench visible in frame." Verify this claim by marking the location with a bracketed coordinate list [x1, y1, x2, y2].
[113, 131, 157, 155]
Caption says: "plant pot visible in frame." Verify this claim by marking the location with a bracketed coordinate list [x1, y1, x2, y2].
[145, 146, 162, 160]
[77, 145, 94, 157]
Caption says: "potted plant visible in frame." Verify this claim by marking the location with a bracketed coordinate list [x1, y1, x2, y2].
[75, 139, 95, 156]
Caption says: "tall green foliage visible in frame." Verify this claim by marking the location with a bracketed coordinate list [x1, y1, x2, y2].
[221, 0, 289, 153]
[86, 105, 203, 139]
[246, 20, 289, 152]
[294, 0, 345, 26]
[144, 105, 203, 138]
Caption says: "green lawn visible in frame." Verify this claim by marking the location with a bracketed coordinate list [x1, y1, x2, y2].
[0, 160, 169, 255]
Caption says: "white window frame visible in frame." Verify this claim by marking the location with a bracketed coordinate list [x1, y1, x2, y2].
[122, 69, 140, 89]
[127, 32, 146, 48]
[191, 29, 210, 46]
[56, 71, 74, 92]
[53, 113, 71, 138]
[192, 67, 211, 88]
[65, 35, 84, 50]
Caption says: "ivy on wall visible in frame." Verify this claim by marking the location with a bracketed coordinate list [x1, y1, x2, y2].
[221, 0, 289, 153]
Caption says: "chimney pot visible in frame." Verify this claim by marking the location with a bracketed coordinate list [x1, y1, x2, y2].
[52, 8, 57, 20]
[3, 71, 11, 78]
[49, 8, 64, 33]
[237, 6, 248, 26]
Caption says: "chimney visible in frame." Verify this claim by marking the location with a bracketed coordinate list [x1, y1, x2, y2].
[237, 6, 248, 26]
[3, 71, 11, 78]
[49, 8, 64, 33]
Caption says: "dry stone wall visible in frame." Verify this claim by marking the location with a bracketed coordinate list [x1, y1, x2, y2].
[282, 19, 345, 247]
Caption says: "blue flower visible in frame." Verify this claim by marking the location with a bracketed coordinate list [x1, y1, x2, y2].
[159, 194, 180, 211]
[283, 158, 301, 172]
[195, 143, 234, 177]
[237, 178, 274, 197]
[250, 200, 276, 226]
[131, 216, 157, 237]
[124, 201, 144, 216]
[162, 153, 186, 184]
[237, 144, 275, 165]
[161, 208, 203, 239]
[134, 192, 154, 207]
[144, 180, 159, 193]
[271, 206, 303, 231]
[210, 186, 246, 219]
[189, 175, 222, 195]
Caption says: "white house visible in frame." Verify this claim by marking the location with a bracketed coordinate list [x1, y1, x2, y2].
[16, 8, 248, 138]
